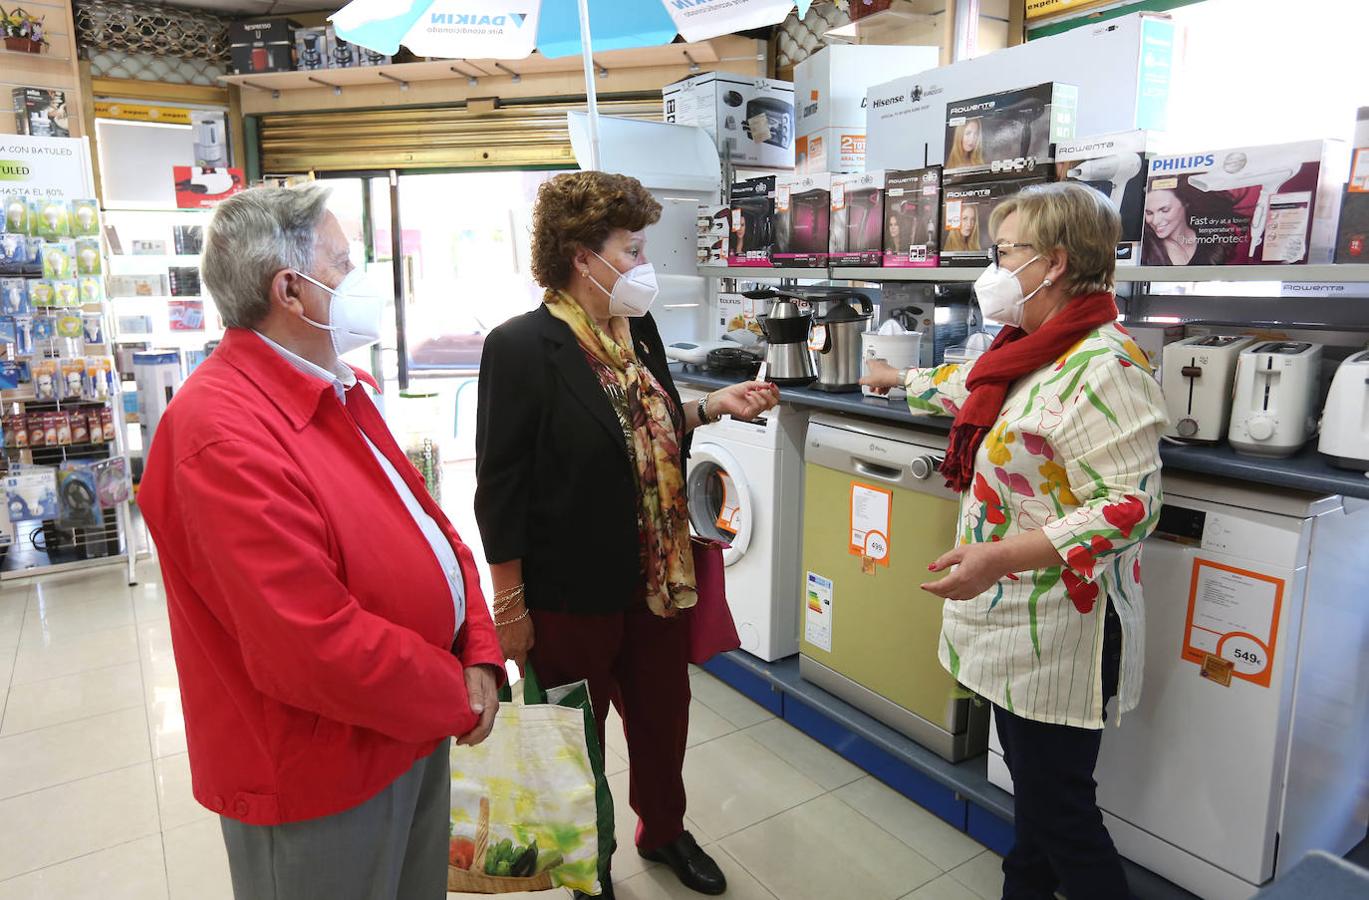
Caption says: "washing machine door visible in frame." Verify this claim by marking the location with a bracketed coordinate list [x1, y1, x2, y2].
[686, 442, 753, 566]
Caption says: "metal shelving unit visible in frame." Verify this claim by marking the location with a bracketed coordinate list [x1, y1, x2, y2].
[700, 264, 1369, 283]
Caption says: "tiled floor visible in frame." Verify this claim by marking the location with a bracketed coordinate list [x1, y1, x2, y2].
[0, 481, 1003, 900]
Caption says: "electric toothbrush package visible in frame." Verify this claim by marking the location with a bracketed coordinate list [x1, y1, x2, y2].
[1055, 130, 1161, 260]
[772, 173, 831, 268]
[1141, 140, 1349, 266]
[829, 171, 885, 266]
[728, 176, 776, 268]
[883, 167, 943, 268]
[943, 82, 1079, 184]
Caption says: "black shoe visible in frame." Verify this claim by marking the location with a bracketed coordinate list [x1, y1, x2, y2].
[639, 831, 727, 895]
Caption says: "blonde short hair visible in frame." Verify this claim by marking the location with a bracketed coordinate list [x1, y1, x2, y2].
[990, 182, 1120, 297]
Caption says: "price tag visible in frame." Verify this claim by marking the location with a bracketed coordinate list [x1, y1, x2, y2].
[1181, 558, 1284, 688]
[775, 183, 791, 211]
[1200, 653, 1234, 687]
[831, 181, 846, 211]
[808, 324, 827, 352]
[849, 482, 893, 568]
[945, 199, 962, 229]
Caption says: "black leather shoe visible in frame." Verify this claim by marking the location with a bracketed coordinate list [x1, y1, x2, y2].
[639, 831, 727, 895]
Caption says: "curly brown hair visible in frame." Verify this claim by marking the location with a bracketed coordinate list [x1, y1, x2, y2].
[530, 171, 662, 289]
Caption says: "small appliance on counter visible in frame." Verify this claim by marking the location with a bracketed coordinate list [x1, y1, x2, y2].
[1161, 335, 1255, 442]
[748, 288, 815, 387]
[1318, 349, 1369, 470]
[1229, 341, 1324, 458]
[665, 329, 761, 367]
[812, 291, 874, 393]
[860, 319, 923, 398]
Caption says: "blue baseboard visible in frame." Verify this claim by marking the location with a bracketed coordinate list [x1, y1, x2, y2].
[700, 653, 785, 717]
[968, 804, 1015, 857]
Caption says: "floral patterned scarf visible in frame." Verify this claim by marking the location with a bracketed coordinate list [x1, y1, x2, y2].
[545, 290, 697, 617]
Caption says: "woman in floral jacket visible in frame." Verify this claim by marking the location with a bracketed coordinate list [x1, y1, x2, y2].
[865, 182, 1166, 900]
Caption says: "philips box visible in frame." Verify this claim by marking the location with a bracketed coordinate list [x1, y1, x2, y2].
[773, 173, 831, 268]
[943, 82, 1077, 183]
[664, 73, 795, 169]
[884, 167, 943, 267]
[941, 175, 1051, 267]
[866, 13, 1178, 172]
[1055, 130, 1160, 260]
[795, 45, 940, 174]
[830, 171, 886, 266]
[229, 18, 298, 74]
[1141, 141, 1349, 267]
[729, 177, 776, 268]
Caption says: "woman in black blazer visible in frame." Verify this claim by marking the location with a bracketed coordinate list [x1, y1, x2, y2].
[474, 172, 775, 900]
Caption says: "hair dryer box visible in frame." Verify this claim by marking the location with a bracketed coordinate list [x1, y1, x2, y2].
[1056, 130, 1161, 260]
[1141, 141, 1350, 267]
[1334, 190, 1369, 263]
[943, 82, 1078, 184]
[772, 173, 832, 267]
[866, 13, 1178, 173]
[664, 73, 795, 169]
[728, 177, 776, 268]
[882, 167, 942, 268]
[830, 171, 886, 266]
[697, 203, 730, 267]
[940, 175, 1052, 267]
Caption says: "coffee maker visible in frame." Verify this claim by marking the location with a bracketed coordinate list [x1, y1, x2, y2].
[812, 290, 874, 392]
[748, 288, 815, 386]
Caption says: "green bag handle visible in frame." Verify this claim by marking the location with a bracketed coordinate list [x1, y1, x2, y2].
[496, 663, 545, 706]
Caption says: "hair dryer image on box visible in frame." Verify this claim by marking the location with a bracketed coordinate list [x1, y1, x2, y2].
[1189, 151, 1297, 261]
[1068, 153, 1142, 206]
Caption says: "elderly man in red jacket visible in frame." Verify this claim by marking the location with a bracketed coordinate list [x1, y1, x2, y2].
[138, 183, 504, 900]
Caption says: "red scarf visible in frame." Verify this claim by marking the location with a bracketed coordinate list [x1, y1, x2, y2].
[941, 291, 1120, 493]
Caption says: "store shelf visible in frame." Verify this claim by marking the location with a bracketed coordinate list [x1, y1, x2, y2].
[700, 264, 1369, 284]
[834, 266, 980, 282]
[698, 266, 848, 280]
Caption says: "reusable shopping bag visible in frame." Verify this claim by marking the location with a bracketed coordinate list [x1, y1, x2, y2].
[448, 666, 613, 895]
[688, 537, 741, 664]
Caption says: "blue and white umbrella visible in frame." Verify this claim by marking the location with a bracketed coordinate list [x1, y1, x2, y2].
[330, 0, 814, 167]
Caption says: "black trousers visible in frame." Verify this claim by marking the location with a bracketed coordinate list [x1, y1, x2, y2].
[994, 603, 1130, 900]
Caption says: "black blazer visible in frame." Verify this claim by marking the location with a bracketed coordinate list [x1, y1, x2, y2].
[474, 305, 686, 615]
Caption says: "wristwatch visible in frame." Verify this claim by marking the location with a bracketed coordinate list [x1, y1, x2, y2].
[697, 393, 713, 424]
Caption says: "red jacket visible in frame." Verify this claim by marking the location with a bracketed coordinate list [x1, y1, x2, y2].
[138, 328, 503, 826]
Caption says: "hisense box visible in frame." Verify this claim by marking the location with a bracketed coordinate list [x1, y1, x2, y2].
[866, 13, 1178, 172]
[884, 167, 942, 267]
[830, 171, 886, 266]
[1141, 141, 1349, 266]
[773, 173, 831, 268]
[940, 175, 1051, 267]
[1055, 130, 1160, 260]
[943, 82, 1077, 184]
[728, 176, 776, 268]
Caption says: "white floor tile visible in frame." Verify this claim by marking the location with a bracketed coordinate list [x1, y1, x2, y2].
[0, 835, 167, 900]
[1, 662, 143, 736]
[0, 707, 151, 800]
[9, 625, 139, 685]
[607, 769, 660, 882]
[688, 672, 775, 729]
[686, 697, 735, 748]
[154, 753, 212, 831]
[28, 572, 133, 608]
[162, 819, 233, 900]
[837, 776, 986, 871]
[604, 706, 630, 764]
[947, 851, 1006, 900]
[603, 744, 629, 777]
[901, 873, 986, 900]
[146, 683, 188, 760]
[722, 793, 941, 900]
[0, 763, 160, 881]
[680, 731, 824, 839]
[132, 583, 169, 624]
[22, 595, 135, 645]
[743, 719, 865, 791]
[617, 844, 776, 900]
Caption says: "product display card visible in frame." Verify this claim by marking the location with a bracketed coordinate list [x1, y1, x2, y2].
[5, 468, 59, 522]
[849, 482, 892, 566]
[57, 463, 102, 528]
[805, 571, 834, 653]
[1181, 558, 1285, 688]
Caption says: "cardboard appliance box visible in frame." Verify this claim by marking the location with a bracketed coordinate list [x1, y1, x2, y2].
[12, 88, 69, 138]
[865, 13, 1178, 172]
[883, 167, 943, 267]
[325, 25, 359, 69]
[1334, 190, 1369, 263]
[698, 203, 730, 267]
[943, 82, 1077, 183]
[829, 171, 885, 266]
[728, 177, 776, 268]
[664, 73, 795, 169]
[294, 26, 328, 71]
[1055, 130, 1160, 260]
[229, 18, 299, 74]
[773, 173, 832, 268]
[940, 175, 1052, 266]
[1141, 141, 1349, 267]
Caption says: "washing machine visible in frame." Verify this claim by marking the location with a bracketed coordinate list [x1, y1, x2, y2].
[681, 388, 807, 662]
[986, 471, 1369, 900]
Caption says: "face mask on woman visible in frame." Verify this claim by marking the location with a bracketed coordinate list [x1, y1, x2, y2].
[587, 249, 659, 317]
[973, 255, 1050, 328]
[292, 268, 385, 355]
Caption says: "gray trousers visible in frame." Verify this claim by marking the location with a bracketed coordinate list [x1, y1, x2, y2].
[220, 740, 451, 900]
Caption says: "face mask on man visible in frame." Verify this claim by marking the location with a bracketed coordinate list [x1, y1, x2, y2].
[586, 249, 659, 318]
[973, 255, 1051, 328]
[291, 268, 384, 355]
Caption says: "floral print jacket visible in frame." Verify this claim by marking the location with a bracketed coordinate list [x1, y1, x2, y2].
[905, 322, 1166, 728]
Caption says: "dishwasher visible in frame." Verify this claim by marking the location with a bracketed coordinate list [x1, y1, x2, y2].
[798, 412, 988, 762]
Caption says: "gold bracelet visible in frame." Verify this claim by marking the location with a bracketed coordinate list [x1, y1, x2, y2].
[494, 608, 530, 628]
[492, 585, 525, 614]
[493, 598, 525, 617]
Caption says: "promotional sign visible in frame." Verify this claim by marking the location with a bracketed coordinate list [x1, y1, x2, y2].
[173, 167, 246, 209]
[330, 0, 541, 59]
[1026, 0, 1114, 21]
[0, 134, 96, 203]
[1181, 558, 1284, 688]
[93, 102, 193, 125]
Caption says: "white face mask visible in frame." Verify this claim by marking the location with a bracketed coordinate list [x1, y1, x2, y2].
[588, 249, 658, 318]
[292, 268, 385, 356]
[973, 255, 1049, 327]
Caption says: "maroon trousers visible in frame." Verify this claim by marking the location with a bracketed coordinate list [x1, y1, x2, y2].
[529, 605, 691, 854]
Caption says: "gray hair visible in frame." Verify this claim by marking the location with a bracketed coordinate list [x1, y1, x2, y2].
[202, 183, 333, 329]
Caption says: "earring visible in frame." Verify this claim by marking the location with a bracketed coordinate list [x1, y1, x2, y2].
[1043, 277, 1053, 286]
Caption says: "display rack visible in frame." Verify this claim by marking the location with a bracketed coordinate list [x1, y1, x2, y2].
[701, 263, 1369, 283]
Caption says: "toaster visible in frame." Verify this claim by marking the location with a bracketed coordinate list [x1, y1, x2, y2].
[1318, 349, 1369, 470]
[1161, 335, 1254, 442]
[1228, 341, 1323, 458]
